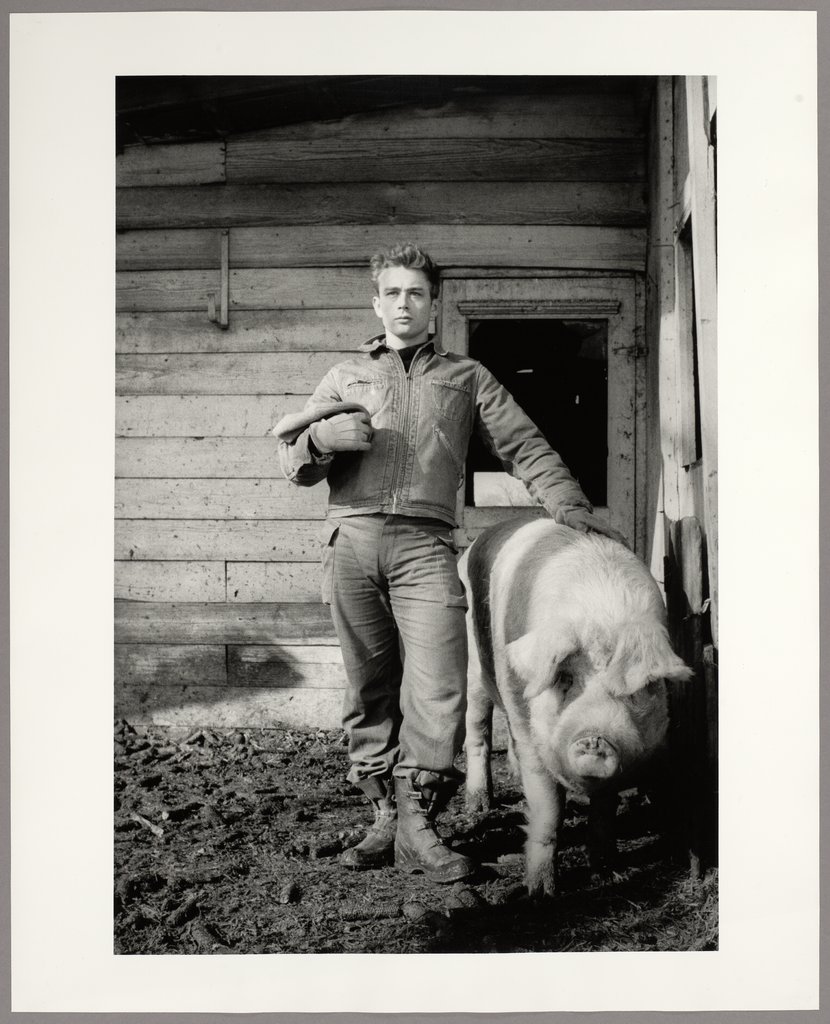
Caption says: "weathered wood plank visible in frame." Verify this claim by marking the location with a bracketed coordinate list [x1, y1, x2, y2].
[227, 645, 346, 688]
[236, 93, 642, 141]
[227, 562, 321, 603]
[115, 479, 327, 520]
[114, 561, 226, 602]
[116, 310, 377, 354]
[116, 438, 285, 478]
[114, 681, 345, 731]
[225, 137, 645, 183]
[117, 141, 226, 187]
[685, 76, 719, 645]
[117, 229, 218, 270]
[117, 268, 370, 311]
[116, 181, 647, 230]
[115, 601, 337, 644]
[114, 643, 227, 686]
[117, 270, 219, 312]
[116, 395, 310, 437]
[116, 352, 343, 396]
[117, 225, 647, 272]
[115, 520, 324, 561]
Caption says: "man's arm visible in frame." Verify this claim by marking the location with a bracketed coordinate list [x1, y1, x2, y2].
[277, 370, 341, 486]
[474, 364, 627, 544]
[276, 370, 373, 486]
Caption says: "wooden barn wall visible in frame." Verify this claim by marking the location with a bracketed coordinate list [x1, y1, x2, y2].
[644, 77, 718, 873]
[115, 89, 648, 730]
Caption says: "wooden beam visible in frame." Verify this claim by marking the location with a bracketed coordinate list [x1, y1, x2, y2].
[225, 137, 646, 184]
[115, 601, 337, 644]
[116, 181, 647, 230]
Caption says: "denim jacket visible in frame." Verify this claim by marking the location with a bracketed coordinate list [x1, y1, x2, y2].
[278, 335, 592, 527]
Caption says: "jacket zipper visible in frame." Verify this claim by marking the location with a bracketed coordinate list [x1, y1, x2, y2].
[389, 346, 422, 512]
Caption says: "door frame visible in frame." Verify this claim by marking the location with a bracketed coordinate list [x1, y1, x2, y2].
[439, 273, 645, 553]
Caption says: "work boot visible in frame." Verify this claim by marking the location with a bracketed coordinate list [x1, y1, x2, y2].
[340, 780, 397, 870]
[394, 773, 476, 883]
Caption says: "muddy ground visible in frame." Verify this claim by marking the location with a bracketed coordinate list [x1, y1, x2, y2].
[114, 720, 718, 955]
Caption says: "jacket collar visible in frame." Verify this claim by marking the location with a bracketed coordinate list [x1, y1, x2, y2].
[360, 333, 448, 358]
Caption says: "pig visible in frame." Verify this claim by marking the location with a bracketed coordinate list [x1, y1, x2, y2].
[458, 517, 693, 896]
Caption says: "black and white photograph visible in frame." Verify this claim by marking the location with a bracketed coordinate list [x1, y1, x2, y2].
[113, 73, 719, 957]
[9, 8, 818, 1016]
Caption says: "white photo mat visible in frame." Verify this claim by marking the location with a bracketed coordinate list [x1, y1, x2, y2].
[9, 9, 819, 1014]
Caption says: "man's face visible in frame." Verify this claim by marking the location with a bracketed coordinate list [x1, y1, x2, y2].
[372, 267, 436, 347]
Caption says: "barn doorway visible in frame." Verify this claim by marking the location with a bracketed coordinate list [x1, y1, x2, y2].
[440, 275, 643, 550]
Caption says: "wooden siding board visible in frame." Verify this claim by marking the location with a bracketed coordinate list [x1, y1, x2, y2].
[227, 645, 345, 688]
[115, 479, 327, 520]
[117, 268, 371, 312]
[116, 141, 226, 187]
[116, 352, 343, 396]
[685, 76, 719, 644]
[116, 310, 377, 353]
[241, 94, 642, 141]
[117, 225, 647, 272]
[116, 395, 309, 437]
[116, 181, 647, 230]
[114, 643, 227, 686]
[227, 562, 321, 602]
[115, 519, 325, 561]
[116, 438, 285, 478]
[114, 682, 345, 730]
[225, 138, 646, 183]
[115, 601, 337, 644]
[114, 561, 227, 602]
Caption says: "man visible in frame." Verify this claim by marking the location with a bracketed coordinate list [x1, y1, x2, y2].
[275, 243, 623, 883]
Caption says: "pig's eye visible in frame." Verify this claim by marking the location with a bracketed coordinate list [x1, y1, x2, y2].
[556, 671, 573, 695]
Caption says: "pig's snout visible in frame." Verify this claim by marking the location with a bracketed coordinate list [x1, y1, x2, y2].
[567, 734, 620, 780]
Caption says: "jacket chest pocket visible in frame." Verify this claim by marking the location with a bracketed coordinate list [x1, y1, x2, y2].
[430, 379, 470, 422]
[344, 378, 388, 416]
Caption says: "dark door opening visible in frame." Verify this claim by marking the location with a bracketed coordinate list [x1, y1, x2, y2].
[466, 318, 609, 507]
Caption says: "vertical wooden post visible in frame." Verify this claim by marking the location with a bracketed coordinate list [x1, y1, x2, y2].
[219, 229, 230, 329]
[685, 76, 719, 645]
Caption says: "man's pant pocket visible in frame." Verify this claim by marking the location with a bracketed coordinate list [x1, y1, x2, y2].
[320, 519, 341, 605]
[434, 533, 468, 609]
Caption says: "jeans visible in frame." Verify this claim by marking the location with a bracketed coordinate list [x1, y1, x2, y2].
[325, 514, 468, 793]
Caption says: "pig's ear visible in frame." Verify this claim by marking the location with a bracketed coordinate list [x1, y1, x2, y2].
[608, 623, 694, 695]
[620, 650, 694, 695]
[506, 629, 575, 700]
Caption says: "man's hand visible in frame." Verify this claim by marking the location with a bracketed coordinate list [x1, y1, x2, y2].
[556, 507, 629, 547]
[310, 411, 373, 453]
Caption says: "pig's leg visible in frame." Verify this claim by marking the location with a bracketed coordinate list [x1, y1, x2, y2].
[464, 653, 494, 812]
[587, 790, 618, 876]
[506, 732, 520, 782]
[519, 756, 566, 897]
